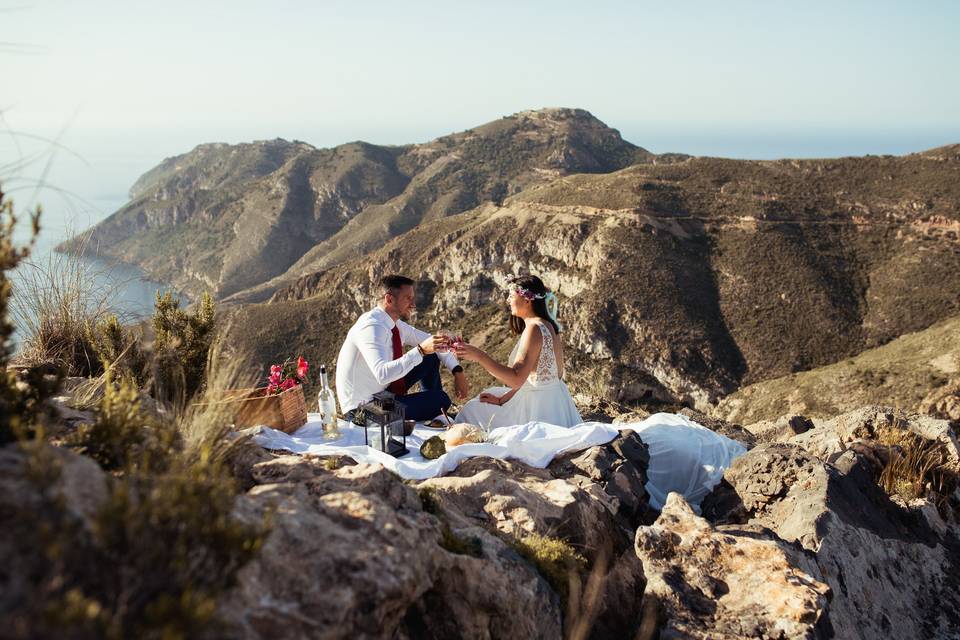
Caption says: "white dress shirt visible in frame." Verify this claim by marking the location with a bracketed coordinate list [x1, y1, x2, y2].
[335, 306, 460, 412]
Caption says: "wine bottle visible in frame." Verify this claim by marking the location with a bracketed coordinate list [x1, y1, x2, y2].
[317, 365, 338, 438]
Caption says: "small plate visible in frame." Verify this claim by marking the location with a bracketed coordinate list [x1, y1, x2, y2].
[421, 419, 450, 430]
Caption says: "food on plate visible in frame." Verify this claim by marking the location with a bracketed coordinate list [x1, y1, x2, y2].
[443, 423, 484, 447]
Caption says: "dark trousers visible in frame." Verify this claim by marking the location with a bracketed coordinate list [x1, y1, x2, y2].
[396, 354, 451, 421]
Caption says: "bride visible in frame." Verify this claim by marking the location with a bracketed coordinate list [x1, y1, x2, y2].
[452, 275, 581, 429]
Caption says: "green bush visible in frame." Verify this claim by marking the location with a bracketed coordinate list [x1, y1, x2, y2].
[151, 291, 216, 403]
[0, 187, 59, 443]
[65, 374, 177, 472]
[89, 314, 147, 384]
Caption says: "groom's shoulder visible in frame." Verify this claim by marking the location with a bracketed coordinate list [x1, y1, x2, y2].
[349, 308, 380, 331]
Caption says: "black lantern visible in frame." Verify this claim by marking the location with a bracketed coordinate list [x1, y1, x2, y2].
[358, 391, 408, 457]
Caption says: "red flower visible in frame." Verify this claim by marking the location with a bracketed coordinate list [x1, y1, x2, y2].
[280, 378, 296, 391]
[296, 356, 309, 381]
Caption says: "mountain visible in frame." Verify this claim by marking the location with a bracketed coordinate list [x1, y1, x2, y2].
[62, 108, 652, 299]
[223, 145, 960, 408]
[64, 110, 960, 408]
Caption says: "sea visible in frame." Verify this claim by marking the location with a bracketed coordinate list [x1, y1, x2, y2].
[7, 194, 186, 351]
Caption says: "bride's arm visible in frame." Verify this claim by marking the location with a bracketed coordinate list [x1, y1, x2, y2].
[455, 325, 542, 390]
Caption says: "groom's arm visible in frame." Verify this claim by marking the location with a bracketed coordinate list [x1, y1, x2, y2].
[355, 320, 423, 386]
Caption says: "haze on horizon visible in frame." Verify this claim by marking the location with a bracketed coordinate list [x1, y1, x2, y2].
[3, 0, 959, 219]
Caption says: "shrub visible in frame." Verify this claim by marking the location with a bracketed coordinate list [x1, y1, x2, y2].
[1, 183, 265, 638]
[89, 314, 147, 384]
[151, 291, 216, 404]
[0, 186, 58, 443]
[65, 373, 178, 472]
[6, 448, 264, 639]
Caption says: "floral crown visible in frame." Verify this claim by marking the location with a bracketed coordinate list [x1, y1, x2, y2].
[513, 286, 546, 301]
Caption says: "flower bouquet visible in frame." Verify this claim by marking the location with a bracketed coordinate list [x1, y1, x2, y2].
[265, 356, 309, 395]
[199, 356, 309, 433]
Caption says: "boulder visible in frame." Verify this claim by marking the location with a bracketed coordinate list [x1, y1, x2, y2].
[0, 443, 109, 630]
[420, 441, 650, 639]
[635, 492, 831, 639]
[919, 377, 960, 423]
[788, 405, 960, 463]
[220, 462, 566, 639]
[742, 414, 816, 444]
[548, 430, 655, 528]
[713, 442, 960, 639]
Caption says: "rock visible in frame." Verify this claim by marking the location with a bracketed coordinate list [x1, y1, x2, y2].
[0, 443, 109, 627]
[635, 492, 831, 639]
[742, 414, 815, 443]
[789, 405, 960, 463]
[919, 377, 960, 423]
[0, 443, 108, 531]
[396, 525, 562, 640]
[715, 442, 960, 639]
[549, 430, 655, 528]
[220, 463, 566, 639]
[420, 454, 649, 638]
[219, 464, 446, 638]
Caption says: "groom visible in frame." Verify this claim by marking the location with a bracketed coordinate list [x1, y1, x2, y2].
[335, 274, 469, 421]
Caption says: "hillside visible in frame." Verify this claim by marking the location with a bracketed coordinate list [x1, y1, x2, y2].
[221, 146, 960, 408]
[62, 108, 651, 299]
[713, 314, 960, 424]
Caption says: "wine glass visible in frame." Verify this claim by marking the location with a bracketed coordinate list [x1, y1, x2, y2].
[435, 329, 455, 353]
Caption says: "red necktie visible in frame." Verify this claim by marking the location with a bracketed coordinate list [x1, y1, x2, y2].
[388, 326, 407, 396]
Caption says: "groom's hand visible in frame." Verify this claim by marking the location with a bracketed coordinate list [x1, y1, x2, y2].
[453, 371, 469, 401]
[418, 334, 447, 355]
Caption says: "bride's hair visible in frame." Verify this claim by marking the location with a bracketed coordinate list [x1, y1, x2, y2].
[508, 275, 561, 336]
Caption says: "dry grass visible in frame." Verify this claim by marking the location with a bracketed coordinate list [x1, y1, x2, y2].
[11, 240, 125, 376]
[875, 424, 956, 505]
[175, 329, 260, 464]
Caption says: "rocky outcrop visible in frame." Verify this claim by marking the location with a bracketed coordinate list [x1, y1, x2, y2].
[920, 377, 960, 423]
[221, 432, 653, 639]
[0, 443, 109, 634]
[787, 406, 960, 463]
[635, 493, 831, 639]
[703, 439, 960, 639]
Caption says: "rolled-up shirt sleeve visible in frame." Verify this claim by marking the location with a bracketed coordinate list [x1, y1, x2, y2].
[400, 322, 461, 371]
[355, 320, 423, 386]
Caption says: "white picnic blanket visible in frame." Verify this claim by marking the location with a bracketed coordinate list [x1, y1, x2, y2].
[252, 412, 746, 510]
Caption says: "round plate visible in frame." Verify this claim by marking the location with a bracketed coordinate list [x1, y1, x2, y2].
[421, 421, 450, 430]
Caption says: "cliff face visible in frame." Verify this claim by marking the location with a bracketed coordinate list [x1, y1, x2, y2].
[64, 108, 648, 299]
[234, 148, 960, 407]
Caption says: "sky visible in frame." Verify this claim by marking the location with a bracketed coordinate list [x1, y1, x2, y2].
[2, 0, 959, 223]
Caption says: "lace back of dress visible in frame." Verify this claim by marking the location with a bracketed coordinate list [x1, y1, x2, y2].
[529, 323, 559, 385]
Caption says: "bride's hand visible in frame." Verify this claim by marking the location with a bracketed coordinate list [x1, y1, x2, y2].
[479, 392, 501, 406]
[453, 341, 483, 362]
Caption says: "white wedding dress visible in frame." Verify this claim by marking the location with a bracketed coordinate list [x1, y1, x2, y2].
[455, 322, 582, 429]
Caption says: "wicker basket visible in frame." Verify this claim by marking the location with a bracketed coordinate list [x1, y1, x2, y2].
[202, 384, 308, 434]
